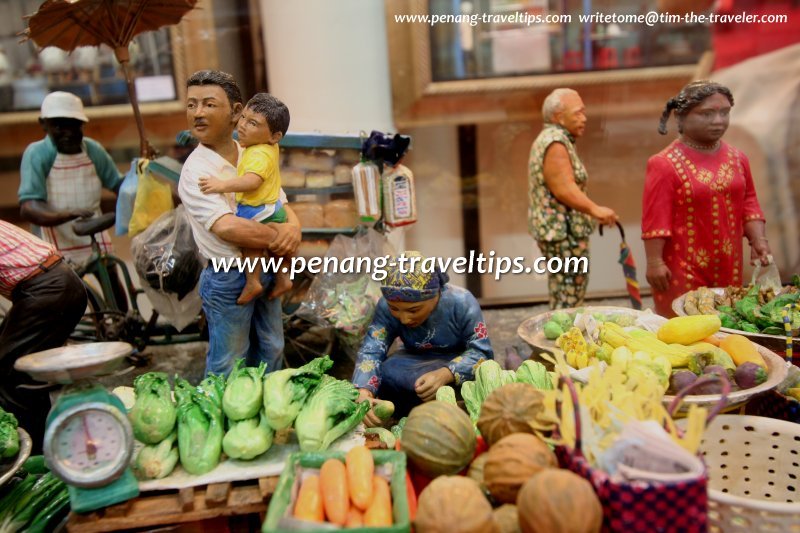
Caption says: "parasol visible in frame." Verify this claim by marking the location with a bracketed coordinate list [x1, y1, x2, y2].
[599, 221, 642, 310]
[22, 0, 198, 157]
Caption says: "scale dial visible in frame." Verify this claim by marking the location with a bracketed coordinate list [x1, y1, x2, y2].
[44, 402, 133, 488]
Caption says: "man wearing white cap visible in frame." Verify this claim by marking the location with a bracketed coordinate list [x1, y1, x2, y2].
[18, 91, 126, 306]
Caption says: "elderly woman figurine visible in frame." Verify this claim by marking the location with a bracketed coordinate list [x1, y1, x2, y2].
[642, 80, 771, 318]
[353, 252, 493, 426]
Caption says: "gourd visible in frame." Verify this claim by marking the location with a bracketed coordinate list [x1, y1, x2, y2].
[517, 469, 602, 533]
[400, 401, 476, 477]
[415, 476, 498, 533]
[483, 433, 556, 504]
[467, 453, 489, 489]
[477, 383, 546, 446]
[493, 504, 521, 533]
[657, 315, 721, 345]
[719, 334, 767, 369]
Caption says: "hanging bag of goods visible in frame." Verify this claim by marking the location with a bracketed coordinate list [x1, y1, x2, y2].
[351, 161, 382, 223]
[551, 372, 729, 533]
[382, 164, 417, 228]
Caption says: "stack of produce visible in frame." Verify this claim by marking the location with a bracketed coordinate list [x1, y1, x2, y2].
[292, 445, 393, 527]
[681, 280, 800, 335]
[0, 456, 70, 533]
[0, 406, 19, 459]
[408, 383, 602, 533]
[129, 356, 370, 480]
[548, 313, 771, 396]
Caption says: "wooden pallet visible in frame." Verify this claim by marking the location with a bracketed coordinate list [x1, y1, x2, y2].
[66, 476, 280, 532]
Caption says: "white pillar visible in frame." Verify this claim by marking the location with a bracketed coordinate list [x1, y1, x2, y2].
[260, 0, 395, 134]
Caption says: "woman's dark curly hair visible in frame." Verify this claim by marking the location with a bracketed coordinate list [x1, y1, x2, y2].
[658, 80, 734, 135]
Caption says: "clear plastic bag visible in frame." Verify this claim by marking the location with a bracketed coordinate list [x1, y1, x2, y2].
[131, 205, 203, 331]
[296, 228, 394, 359]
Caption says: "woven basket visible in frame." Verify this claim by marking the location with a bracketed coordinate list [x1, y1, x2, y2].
[696, 414, 800, 532]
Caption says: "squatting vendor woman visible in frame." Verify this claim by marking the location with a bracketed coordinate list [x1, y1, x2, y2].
[353, 252, 494, 426]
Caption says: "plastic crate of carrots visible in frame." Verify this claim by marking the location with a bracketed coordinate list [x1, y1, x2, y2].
[263, 447, 411, 532]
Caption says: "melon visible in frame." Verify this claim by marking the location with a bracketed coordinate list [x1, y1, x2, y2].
[477, 383, 547, 446]
[415, 476, 498, 533]
[483, 433, 556, 504]
[400, 401, 476, 477]
[517, 469, 602, 533]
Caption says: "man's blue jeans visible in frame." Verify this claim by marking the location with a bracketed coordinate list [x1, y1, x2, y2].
[199, 266, 284, 376]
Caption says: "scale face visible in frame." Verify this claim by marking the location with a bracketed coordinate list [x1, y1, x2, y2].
[45, 402, 133, 488]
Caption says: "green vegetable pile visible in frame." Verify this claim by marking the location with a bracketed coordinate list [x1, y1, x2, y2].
[0, 456, 69, 533]
[718, 286, 800, 335]
[461, 360, 553, 426]
[0, 407, 19, 460]
[128, 356, 369, 480]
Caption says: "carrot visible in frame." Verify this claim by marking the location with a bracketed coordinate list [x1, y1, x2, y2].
[346, 445, 374, 510]
[294, 475, 324, 522]
[364, 476, 393, 527]
[702, 335, 721, 347]
[320, 458, 349, 525]
[345, 506, 364, 528]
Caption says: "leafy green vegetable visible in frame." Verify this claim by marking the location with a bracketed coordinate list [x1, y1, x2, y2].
[0, 406, 19, 459]
[734, 286, 761, 324]
[222, 411, 274, 460]
[129, 372, 176, 444]
[738, 321, 761, 333]
[223, 359, 266, 421]
[175, 375, 225, 475]
[134, 430, 179, 480]
[435, 386, 457, 405]
[719, 312, 739, 329]
[294, 376, 370, 452]
[515, 360, 553, 390]
[263, 356, 333, 431]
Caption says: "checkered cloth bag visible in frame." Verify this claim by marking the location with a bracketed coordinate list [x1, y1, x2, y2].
[554, 376, 730, 533]
[745, 389, 800, 423]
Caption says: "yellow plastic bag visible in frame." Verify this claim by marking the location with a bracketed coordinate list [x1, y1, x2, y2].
[129, 159, 174, 237]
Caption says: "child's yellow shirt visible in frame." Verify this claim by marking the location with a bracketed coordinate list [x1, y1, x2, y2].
[236, 143, 281, 206]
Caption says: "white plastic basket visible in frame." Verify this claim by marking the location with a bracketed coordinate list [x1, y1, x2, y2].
[698, 415, 800, 532]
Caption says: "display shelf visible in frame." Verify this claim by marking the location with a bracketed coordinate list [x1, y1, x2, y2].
[281, 132, 362, 150]
[284, 184, 353, 196]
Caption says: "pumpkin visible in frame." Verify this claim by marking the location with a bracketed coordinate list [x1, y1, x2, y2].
[477, 383, 547, 446]
[467, 453, 489, 489]
[415, 476, 498, 533]
[483, 433, 556, 504]
[493, 504, 521, 533]
[400, 401, 476, 477]
[517, 469, 602, 533]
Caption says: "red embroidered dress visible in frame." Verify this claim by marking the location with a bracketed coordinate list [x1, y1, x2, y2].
[642, 141, 765, 317]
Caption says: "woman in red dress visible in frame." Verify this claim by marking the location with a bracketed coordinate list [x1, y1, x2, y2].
[642, 81, 772, 317]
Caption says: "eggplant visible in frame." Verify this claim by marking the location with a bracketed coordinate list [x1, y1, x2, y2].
[734, 362, 768, 390]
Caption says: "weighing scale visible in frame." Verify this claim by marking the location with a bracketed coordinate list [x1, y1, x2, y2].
[14, 342, 140, 513]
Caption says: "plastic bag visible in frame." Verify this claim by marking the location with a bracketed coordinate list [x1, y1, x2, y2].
[751, 255, 782, 294]
[296, 228, 394, 359]
[131, 206, 203, 331]
[115, 158, 139, 236]
[129, 159, 175, 237]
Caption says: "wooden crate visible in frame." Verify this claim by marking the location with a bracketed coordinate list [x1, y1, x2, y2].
[66, 476, 280, 532]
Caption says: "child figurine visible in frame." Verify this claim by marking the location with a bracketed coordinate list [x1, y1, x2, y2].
[199, 93, 292, 304]
[353, 251, 494, 425]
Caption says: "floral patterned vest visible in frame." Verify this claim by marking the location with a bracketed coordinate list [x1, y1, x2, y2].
[528, 124, 596, 242]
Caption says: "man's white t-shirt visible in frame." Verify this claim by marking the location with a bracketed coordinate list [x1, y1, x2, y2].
[178, 142, 288, 261]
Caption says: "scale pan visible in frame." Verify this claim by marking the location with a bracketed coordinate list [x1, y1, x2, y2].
[14, 342, 133, 384]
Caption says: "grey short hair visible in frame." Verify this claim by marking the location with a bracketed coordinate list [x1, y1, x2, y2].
[542, 88, 578, 123]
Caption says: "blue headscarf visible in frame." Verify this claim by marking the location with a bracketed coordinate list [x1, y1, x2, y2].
[380, 251, 449, 302]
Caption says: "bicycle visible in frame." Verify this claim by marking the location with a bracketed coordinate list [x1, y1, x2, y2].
[69, 212, 206, 353]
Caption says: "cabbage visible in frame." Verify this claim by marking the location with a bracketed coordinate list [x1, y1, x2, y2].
[129, 372, 177, 444]
[175, 375, 225, 475]
[435, 385, 457, 405]
[515, 360, 553, 390]
[134, 430, 179, 479]
[222, 411, 274, 460]
[0, 406, 19, 459]
[263, 356, 333, 431]
[223, 360, 266, 421]
[294, 376, 370, 452]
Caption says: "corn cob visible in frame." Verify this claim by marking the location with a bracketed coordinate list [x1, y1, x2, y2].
[598, 322, 693, 367]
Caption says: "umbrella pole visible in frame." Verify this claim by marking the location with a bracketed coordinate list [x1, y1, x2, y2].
[115, 47, 151, 158]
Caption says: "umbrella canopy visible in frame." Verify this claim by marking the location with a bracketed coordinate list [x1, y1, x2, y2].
[23, 0, 198, 157]
[600, 222, 643, 310]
